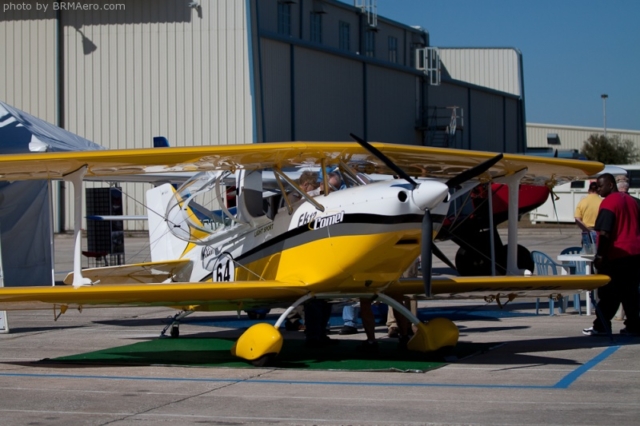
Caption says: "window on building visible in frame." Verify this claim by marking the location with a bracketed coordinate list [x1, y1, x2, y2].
[365, 30, 375, 57]
[310, 12, 322, 43]
[278, 3, 292, 36]
[339, 21, 350, 51]
[388, 36, 398, 63]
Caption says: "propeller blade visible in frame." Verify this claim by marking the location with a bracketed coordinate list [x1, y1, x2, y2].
[350, 133, 418, 188]
[421, 211, 433, 298]
[445, 153, 504, 190]
[432, 243, 457, 271]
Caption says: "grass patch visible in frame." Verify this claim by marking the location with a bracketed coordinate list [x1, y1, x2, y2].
[49, 337, 494, 372]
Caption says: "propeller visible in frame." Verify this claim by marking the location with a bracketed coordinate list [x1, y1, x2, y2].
[432, 243, 457, 270]
[350, 133, 418, 188]
[444, 153, 503, 190]
[350, 134, 504, 299]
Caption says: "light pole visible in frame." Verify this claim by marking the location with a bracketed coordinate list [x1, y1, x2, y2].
[601, 94, 608, 137]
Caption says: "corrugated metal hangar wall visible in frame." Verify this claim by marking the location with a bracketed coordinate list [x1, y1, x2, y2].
[0, 0, 526, 231]
[1, 0, 254, 147]
[251, 1, 527, 153]
[1, 0, 254, 232]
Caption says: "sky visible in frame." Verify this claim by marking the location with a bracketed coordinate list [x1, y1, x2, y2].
[355, 0, 640, 131]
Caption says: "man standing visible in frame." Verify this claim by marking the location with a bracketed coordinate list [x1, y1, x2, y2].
[583, 173, 640, 336]
[574, 181, 601, 232]
[616, 176, 630, 193]
[575, 181, 602, 252]
[616, 175, 640, 209]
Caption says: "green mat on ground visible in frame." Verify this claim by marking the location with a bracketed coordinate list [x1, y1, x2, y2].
[48, 338, 494, 372]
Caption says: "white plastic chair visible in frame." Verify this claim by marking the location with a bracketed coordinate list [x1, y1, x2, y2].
[560, 246, 587, 274]
[559, 246, 589, 314]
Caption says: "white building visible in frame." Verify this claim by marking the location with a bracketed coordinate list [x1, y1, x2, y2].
[526, 123, 640, 155]
[526, 123, 640, 224]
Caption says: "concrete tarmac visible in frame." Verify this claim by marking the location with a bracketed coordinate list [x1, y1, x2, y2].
[1, 226, 639, 425]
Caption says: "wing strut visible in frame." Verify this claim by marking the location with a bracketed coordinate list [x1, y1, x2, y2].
[64, 166, 92, 288]
[488, 181, 496, 276]
[503, 168, 527, 275]
[272, 168, 325, 212]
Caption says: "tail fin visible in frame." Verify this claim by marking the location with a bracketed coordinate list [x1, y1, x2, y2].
[146, 183, 189, 262]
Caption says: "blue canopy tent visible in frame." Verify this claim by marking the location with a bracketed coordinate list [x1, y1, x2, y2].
[0, 101, 103, 287]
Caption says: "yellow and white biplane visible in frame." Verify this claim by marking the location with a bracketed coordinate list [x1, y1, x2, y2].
[0, 137, 609, 365]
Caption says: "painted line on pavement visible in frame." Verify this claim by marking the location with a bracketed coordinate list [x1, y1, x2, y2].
[0, 346, 619, 389]
[553, 345, 619, 389]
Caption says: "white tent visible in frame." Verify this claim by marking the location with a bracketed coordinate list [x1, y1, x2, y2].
[0, 101, 103, 287]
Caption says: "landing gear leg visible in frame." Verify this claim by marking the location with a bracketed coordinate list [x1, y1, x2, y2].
[274, 294, 315, 328]
[160, 310, 194, 338]
[376, 293, 459, 352]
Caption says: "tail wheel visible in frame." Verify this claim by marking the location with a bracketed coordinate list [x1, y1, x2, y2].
[455, 246, 492, 276]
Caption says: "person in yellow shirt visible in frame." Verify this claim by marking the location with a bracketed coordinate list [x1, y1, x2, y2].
[575, 181, 602, 232]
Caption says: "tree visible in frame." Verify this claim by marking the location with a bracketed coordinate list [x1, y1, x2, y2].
[580, 134, 640, 164]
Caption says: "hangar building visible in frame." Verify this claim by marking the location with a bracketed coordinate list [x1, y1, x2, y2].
[1, 0, 527, 231]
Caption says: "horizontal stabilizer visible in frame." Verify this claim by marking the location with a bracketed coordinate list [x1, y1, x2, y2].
[86, 215, 147, 221]
[63, 259, 192, 285]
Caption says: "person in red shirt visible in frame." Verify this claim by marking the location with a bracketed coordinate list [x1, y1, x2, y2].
[583, 173, 640, 336]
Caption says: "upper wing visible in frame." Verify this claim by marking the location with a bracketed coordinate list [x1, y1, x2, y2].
[386, 274, 610, 298]
[0, 142, 603, 186]
[360, 144, 604, 186]
[0, 281, 309, 311]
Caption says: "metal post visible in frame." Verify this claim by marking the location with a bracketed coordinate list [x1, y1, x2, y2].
[0, 219, 8, 333]
[601, 94, 608, 137]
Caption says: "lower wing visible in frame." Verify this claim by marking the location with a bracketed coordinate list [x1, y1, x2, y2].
[0, 281, 309, 311]
[0, 274, 609, 311]
[386, 274, 609, 298]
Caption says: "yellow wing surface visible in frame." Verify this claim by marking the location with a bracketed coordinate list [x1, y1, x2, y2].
[0, 274, 609, 311]
[0, 142, 603, 185]
[388, 274, 609, 297]
[0, 281, 309, 311]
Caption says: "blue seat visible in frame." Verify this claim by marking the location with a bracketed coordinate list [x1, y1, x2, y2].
[531, 250, 570, 315]
[532, 250, 564, 275]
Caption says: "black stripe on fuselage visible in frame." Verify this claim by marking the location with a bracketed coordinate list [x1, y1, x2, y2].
[234, 213, 442, 265]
